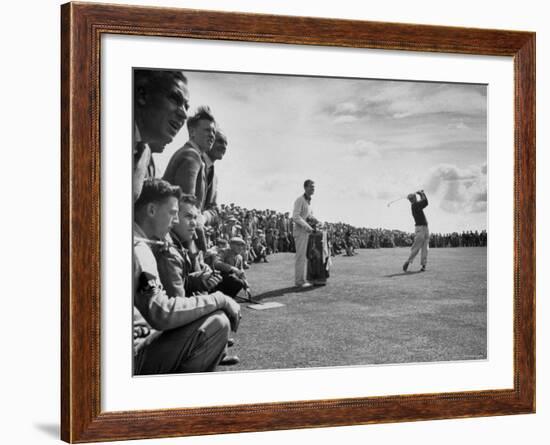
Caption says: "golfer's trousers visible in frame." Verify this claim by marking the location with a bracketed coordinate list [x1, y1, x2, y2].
[293, 230, 310, 285]
[408, 225, 429, 266]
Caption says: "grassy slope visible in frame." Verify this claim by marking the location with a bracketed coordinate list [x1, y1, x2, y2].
[222, 247, 487, 372]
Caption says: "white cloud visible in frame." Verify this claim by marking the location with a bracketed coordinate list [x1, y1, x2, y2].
[424, 163, 487, 214]
[334, 102, 358, 114]
[392, 112, 414, 119]
[334, 115, 358, 124]
[351, 140, 381, 159]
[424, 164, 478, 192]
[359, 83, 486, 120]
[259, 178, 284, 191]
[451, 120, 469, 130]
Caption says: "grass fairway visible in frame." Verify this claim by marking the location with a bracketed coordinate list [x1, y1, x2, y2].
[222, 247, 487, 372]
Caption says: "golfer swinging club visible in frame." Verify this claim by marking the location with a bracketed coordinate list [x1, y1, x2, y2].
[402, 190, 429, 272]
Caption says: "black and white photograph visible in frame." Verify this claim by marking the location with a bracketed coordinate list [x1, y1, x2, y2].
[4, 0, 545, 443]
[132, 68, 488, 375]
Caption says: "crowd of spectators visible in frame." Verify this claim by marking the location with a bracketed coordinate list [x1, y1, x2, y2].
[429, 230, 488, 248]
[199, 204, 488, 268]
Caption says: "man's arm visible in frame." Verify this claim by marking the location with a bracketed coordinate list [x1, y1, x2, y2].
[212, 258, 243, 276]
[203, 174, 219, 225]
[163, 148, 202, 195]
[136, 285, 232, 331]
[135, 243, 237, 331]
[418, 190, 428, 207]
[156, 249, 187, 299]
[188, 253, 221, 293]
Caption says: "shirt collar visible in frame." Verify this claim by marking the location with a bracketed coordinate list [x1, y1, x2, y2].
[168, 230, 187, 250]
[188, 139, 202, 153]
[203, 152, 214, 169]
[133, 222, 147, 239]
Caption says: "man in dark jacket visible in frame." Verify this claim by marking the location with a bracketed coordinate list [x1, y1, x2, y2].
[403, 190, 430, 272]
[163, 106, 218, 250]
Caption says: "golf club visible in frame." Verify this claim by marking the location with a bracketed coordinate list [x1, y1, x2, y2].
[386, 197, 407, 207]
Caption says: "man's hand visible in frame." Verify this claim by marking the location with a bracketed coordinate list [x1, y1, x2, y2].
[232, 267, 246, 279]
[223, 297, 242, 332]
[196, 212, 206, 230]
[201, 270, 222, 290]
[133, 325, 150, 339]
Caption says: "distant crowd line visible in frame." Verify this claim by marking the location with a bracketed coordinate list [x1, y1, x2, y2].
[202, 203, 488, 264]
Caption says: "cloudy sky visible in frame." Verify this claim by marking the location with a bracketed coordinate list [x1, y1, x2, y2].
[152, 70, 487, 233]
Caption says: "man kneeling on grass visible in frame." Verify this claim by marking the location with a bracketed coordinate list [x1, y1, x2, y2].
[133, 179, 241, 375]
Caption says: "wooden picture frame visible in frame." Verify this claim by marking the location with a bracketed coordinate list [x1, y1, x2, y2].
[61, 2, 535, 442]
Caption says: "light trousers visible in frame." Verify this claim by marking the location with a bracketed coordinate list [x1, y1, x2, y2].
[407, 225, 429, 266]
[293, 230, 310, 286]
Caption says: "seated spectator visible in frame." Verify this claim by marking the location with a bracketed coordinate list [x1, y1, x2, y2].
[223, 216, 240, 239]
[204, 238, 228, 269]
[133, 181, 241, 374]
[242, 234, 253, 269]
[252, 231, 268, 263]
[344, 230, 355, 256]
[213, 237, 250, 298]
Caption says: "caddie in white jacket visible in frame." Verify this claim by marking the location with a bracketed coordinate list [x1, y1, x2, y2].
[292, 179, 315, 287]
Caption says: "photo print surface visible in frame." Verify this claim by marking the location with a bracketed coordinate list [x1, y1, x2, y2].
[132, 68, 487, 375]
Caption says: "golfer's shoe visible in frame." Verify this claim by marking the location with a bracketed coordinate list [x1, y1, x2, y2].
[219, 354, 240, 367]
[402, 261, 409, 272]
[420, 265, 426, 272]
[296, 282, 313, 289]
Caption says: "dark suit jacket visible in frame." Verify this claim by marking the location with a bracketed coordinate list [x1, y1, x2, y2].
[163, 142, 217, 251]
[133, 142, 151, 202]
[203, 154, 219, 225]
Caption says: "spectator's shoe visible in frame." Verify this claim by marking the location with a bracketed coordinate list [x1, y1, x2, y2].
[420, 265, 426, 272]
[219, 355, 240, 366]
[402, 261, 409, 272]
[235, 289, 255, 304]
[243, 262, 250, 270]
[227, 338, 235, 348]
[263, 258, 269, 263]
